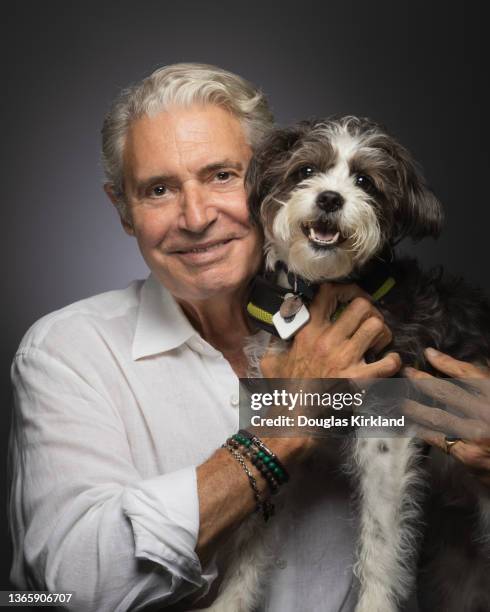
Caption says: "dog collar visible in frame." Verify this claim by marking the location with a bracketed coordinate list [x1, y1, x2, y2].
[274, 261, 319, 302]
[247, 256, 397, 337]
[345, 254, 397, 302]
[246, 274, 295, 335]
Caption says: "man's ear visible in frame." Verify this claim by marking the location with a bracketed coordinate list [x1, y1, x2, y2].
[104, 183, 135, 236]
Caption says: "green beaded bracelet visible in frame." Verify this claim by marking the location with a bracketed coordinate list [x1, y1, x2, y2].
[230, 435, 287, 490]
[235, 431, 290, 483]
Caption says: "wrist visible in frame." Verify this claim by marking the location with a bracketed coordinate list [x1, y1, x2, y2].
[261, 435, 314, 468]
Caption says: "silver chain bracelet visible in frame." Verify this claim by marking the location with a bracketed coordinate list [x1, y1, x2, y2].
[222, 442, 275, 521]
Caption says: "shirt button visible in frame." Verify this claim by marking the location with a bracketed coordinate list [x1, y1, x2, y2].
[189, 339, 201, 351]
[230, 394, 239, 407]
[275, 558, 287, 569]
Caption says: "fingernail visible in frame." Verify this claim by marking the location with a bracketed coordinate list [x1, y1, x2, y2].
[425, 347, 439, 357]
[401, 366, 415, 376]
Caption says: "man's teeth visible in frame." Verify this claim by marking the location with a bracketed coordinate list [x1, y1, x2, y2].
[309, 226, 340, 244]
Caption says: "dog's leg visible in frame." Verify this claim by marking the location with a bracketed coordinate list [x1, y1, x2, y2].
[353, 436, 424, 612]
[202, 516, 271, 612]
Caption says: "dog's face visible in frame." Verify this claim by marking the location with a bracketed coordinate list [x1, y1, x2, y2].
[247, 117, 443, 281]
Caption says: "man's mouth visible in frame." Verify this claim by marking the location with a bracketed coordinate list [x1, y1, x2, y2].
[171, 238, 235, 254]
[301, 219, 346, 250]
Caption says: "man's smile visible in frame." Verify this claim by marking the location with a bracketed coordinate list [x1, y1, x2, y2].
[167, 236, 242, 265]
[169, 237, 237, 254]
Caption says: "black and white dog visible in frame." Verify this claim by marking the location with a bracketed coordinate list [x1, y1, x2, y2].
[204, 117, 490, 612]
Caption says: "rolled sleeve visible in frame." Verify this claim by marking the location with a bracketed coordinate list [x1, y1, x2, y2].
[122, 467, 204, 586]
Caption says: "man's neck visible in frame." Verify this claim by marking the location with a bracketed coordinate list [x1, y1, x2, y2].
[177, 288, 253, 356]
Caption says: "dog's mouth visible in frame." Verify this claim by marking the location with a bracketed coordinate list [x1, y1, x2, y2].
[301, 218, 346, 250]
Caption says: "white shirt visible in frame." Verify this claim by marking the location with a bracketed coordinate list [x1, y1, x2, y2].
[9, 274, 360, 612]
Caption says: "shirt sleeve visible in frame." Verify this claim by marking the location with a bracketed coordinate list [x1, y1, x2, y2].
[9, 347, 217, 612]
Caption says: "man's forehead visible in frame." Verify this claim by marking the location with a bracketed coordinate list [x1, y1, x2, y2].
[122, 104, 251, 181]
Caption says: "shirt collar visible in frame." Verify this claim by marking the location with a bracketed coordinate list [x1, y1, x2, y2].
[132, 274, 198, 360]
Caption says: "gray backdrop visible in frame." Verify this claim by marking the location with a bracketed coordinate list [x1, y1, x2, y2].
[1, 0, 488, 592]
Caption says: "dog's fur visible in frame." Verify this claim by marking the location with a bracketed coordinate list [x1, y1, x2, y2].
[202, 117, 490, 612]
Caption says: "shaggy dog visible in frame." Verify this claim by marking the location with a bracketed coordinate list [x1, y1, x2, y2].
[203, 117, 490, 612]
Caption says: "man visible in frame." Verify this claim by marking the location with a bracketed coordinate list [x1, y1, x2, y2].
[9, 63, 489, 611]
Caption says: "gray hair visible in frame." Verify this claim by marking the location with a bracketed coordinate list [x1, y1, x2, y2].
[101, 63, 274, 216]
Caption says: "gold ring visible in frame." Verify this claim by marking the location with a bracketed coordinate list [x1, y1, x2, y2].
[444, 436, 462, 455]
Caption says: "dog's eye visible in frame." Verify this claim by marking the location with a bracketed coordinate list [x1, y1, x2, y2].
[296, 165, 317, 180]
[355, 174, 376, 193]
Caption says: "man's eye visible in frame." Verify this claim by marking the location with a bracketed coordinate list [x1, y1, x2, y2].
[296, 165, 316, 180]
[151, 185, 167, 197]
[355, 174, 376, 193]
[215, 171, 233, 182]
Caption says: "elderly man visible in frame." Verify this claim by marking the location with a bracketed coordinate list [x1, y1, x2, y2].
[9, 63, 490, 612]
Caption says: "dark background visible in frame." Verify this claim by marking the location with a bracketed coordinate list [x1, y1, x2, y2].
[1, 0, 488, 593]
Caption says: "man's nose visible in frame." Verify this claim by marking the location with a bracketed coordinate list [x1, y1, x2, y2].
[179, 184, 217, 232]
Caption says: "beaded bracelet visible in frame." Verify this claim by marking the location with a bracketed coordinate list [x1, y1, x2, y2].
[227, 436, 280, 494]
[236, 430, 290, 484]
[222, 442, 275, 521]
[227, 438, 279, 494]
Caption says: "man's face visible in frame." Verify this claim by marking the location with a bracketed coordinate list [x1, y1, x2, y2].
[119, 104, 262, 302]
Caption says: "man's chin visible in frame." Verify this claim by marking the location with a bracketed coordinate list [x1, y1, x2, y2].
[188, 273, 247, 301]
[157, 265, 251, 302]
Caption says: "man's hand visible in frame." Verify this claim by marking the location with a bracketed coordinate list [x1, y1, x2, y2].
[261, 282, 401, 379]
[403, 348, 490, 488]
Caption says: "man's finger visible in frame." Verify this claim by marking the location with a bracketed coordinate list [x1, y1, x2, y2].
[415, 425, 490, 485]
[425, 348, 489, 379]
[328, 297, 383, 342]
[414, 425, 446, 450]
[403, 366, 490, 422]
[309, 282, 369, 326]
[367, 324, 393, 355]
[401, 399, 489, 441]
[450, 440, 490, 484]
[358, 352, 401, 378]
[348, 316, 387, 359]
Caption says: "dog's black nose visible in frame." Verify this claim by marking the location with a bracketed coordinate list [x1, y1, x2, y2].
[316, 190, 344, 212]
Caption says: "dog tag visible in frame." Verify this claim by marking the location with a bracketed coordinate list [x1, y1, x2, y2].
[279, 293, 303, 322]
[273, 301, 310, 339]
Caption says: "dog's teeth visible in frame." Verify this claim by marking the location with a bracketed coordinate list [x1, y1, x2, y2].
[309, 227, 340, 244]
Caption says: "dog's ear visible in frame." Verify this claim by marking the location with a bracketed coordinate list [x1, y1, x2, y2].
[390, 140, 444, 242]
[246, 123, 310, 224]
